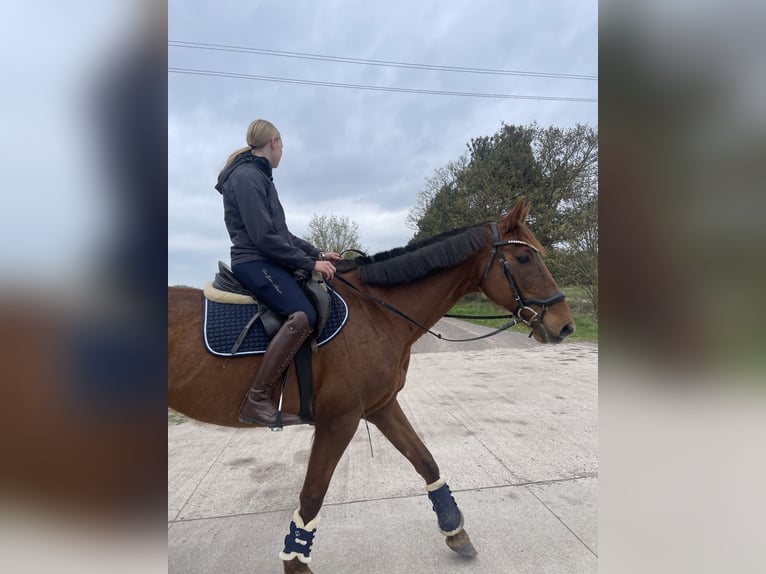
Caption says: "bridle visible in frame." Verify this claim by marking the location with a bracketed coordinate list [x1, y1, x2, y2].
[478, 222, 566, 332]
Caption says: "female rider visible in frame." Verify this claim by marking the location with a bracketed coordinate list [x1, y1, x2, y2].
[215, 119, 341, 426]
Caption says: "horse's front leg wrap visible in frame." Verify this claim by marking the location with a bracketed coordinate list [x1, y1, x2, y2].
[278, 509, 319, 564]
[426, 477, 464, 536]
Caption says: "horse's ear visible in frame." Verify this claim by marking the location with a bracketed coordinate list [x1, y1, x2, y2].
[499, 198, 531, 234]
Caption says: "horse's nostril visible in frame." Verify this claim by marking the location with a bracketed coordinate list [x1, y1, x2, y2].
[560, 323, 575, 338]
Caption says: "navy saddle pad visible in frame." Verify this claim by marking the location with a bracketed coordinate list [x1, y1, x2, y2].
[203, 290, 349, 356]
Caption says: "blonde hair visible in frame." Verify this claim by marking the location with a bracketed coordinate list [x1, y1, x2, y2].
[220, 119, 281, 173]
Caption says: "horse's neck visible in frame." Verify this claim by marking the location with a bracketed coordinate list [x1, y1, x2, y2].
[378, 258, 478, 332]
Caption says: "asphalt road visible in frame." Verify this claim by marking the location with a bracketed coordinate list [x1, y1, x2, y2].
[168, 319, 598, 574]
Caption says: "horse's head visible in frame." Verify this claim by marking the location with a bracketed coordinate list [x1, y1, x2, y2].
[478, 198, 575, 343]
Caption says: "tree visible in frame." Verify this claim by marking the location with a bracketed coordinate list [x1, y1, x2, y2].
[547, 195, 598, 317]
[303, 214, 365, 257]
[409, 123, 597, 245]
[408, 122, 598, 316]
[407, 124, 541, 241]
[405, 156, 469, 236]
[460, 124, 542, 231]
[533, 123, 598, 248]
[535, 124, 598, 315]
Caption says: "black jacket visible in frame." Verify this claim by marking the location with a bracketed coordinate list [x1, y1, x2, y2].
[215, 153, 319, 271]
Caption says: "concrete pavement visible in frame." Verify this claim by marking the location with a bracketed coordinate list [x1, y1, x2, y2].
[168, 320, 598, 573]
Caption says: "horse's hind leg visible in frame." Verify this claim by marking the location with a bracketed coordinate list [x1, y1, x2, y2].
[280, 413, 360, 574]
[367, 399, 477, 557]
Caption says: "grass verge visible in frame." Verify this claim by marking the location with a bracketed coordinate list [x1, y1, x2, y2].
[168, 409, 189, 425]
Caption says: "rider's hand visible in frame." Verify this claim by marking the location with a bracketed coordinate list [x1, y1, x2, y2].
[314, 260, 336, 280]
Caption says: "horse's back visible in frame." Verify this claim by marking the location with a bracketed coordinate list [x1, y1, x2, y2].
[168, 286, 202, 323]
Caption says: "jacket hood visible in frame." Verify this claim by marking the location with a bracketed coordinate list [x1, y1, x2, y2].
[215, 152, 272, 194]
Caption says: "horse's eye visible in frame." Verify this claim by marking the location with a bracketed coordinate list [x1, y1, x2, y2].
[516, 255, 530, 264]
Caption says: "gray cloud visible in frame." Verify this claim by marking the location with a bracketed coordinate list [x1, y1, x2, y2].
[168, 0, 597, 287]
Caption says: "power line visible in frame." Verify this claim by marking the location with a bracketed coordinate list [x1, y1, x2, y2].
[168, 67, 597, 102]
[169, 40, 597, 82]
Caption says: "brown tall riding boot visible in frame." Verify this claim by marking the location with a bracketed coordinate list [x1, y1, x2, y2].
[239, 311, 313, 426]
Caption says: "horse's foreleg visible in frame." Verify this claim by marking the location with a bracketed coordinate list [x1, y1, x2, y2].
[280, 414, 360, 574]
[367, 399, 477, 557]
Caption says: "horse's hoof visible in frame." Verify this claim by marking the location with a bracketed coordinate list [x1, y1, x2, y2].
[283, 557, 314, 574]
[446, 529, 478, 557]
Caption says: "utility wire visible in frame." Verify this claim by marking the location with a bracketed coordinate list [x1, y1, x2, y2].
[168, 67, 597, 102]
[169, 40, 597, 81]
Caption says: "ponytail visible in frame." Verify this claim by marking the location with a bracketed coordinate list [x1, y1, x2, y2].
[219, 119, 280, 174]
[220, 146, 252, 174]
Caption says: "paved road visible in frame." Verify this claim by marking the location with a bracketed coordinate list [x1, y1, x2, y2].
[169, 320, 598, 574]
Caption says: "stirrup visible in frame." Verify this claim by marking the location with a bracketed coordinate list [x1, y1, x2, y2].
[270, 370, 289, 432]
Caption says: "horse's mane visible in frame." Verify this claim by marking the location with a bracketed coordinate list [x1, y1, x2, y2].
[337, 224, 491, 286]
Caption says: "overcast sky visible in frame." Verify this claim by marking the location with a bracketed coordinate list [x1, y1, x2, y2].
[168, 0, 597, 287]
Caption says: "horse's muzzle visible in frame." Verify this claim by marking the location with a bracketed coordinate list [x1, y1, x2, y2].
[559, 322, 575, 339]
[533, 320, 575, 344]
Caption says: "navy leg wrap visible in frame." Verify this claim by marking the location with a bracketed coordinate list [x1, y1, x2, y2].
[428, 482, 463, 535]
[278, 510, 318, 564]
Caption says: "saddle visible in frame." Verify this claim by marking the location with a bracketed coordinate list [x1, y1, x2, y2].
[208, 261, 332, 337]
[204, 261, 339, 423]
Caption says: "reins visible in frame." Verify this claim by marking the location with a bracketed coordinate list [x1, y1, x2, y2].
[328, 274, 523, 343]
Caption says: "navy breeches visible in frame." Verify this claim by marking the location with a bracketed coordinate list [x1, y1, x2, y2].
[232, 260, 317, 328]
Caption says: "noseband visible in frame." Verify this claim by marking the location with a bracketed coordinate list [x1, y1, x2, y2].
[478, 223, 566, 332]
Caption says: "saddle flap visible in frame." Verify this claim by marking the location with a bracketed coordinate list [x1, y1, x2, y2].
[260, 309, 283, 337]
[300, 272, 331, 338]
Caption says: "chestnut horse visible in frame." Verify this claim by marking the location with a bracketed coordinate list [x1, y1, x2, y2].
[168, 199, 575, 573]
